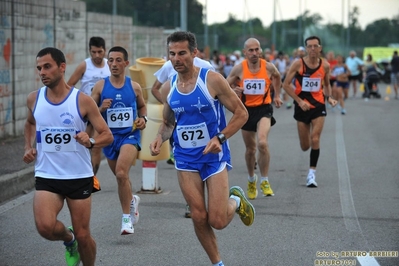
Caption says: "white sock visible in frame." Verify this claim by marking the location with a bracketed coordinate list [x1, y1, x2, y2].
[213, 261, 224, 266]
[122, 214, 130, 219]
[248, 175, 256, 182]
[260, 176, 268, 182]
[309, 169, 316, 175]
[230, 195, 241, 210]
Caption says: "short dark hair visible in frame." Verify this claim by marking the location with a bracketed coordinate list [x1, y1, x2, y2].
[89, 37, 106, 50]
[108, 46, 128, 61]
[167, 31, 197, 52]
[36, 47, 66, 67]
[304, 36, 321, 46]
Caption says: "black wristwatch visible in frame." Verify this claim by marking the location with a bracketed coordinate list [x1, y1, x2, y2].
[216, 133, 226, 144]
[140, 116, 148, 124]
[88, 138, 95, 149]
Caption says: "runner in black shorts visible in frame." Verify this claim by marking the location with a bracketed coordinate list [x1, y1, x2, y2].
[282, 35, 337, 188]
[23, 47, 113, 265]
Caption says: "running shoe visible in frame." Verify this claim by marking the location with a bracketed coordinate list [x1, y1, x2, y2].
[121, 217, 134, 235]
[306, 173, 318, 187]
[64, 226, 80, 266]
[260, 180, 274, 196]
[247, 174, 258, 199]
[130, 195, 140, 225]
[184, 204, 191, 218]
[230, 186, 255, 226]
[166, 153, 175, 165]
[341, 109, 346, 115]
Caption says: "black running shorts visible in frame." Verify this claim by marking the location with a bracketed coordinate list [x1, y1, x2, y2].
[35, 177, 93, 199]
[242, 104, 275, 132]
[293, 103, 326, 124]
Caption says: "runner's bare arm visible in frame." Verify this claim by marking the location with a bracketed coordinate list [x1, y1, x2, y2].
[78, 93, 113, 148]
[23, 91, 38, 164]
[67, 61, 86, 86]
[132, 80, 147, 130]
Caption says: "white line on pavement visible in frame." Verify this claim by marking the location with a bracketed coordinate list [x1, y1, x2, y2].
[335, 115, 380, 266]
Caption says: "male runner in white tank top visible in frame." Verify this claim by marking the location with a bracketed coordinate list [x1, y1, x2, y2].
[23, 47, 113, 266]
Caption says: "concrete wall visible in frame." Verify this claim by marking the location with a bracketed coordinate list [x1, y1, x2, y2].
[0, 0, 166, 139]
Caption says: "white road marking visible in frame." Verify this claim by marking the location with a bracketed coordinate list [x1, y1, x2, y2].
[335, 115, 380, 266]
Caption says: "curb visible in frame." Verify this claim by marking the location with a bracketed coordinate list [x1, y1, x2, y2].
[0, 167, 35, 204]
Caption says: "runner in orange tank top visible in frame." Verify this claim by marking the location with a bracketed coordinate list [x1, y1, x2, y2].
[227, 38, 282, 199]
[283, 35, 337, 188]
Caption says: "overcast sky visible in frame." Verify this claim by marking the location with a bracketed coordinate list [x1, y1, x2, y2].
[197, 0, 399, 29]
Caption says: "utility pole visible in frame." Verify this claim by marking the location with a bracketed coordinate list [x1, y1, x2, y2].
[180, 0, 187, 31]
[204, 0, 208, 49]
[272, 0, 276, 52]
[112, 0, 117, 46]
[298, 0, 302, 47]
[347, 0, 351, 52]
[341, 0, 345, 54]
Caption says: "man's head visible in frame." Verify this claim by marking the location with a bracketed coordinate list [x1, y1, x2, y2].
[326, 51, 335, 60]
[36, 47, 66, 88]
[107, 46, 129, 76]
[167, 31, 197, 53]
[243, 38, 262, 64]
[89, 37, 106, 50]
[349, 50, 356, 58]
[394, 51, 398, 56]
[167, 31, 198, 73]
[297, 46, 306, 58]
[233, 50, 242, 61]
[89, 37, 107, 65]
[304, 36, 322, 58]
[197, 48, 205, 59]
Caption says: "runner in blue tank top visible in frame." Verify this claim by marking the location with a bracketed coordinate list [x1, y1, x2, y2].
[149, 31, 255, 266]
[91, 46, 147, 236]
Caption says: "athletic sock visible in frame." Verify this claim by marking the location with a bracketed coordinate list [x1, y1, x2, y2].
[213, 261, 224, 266]
[260, 176, 269, 182]
[248, 175, 256, 182]
[230, 195, 241, 211]
[64, 228, 75, 246]
[310, 149, 320, 168]
[122, 214, 131, 219]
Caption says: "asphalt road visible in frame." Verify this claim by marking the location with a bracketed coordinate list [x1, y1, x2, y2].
[1, 85, 398, 266]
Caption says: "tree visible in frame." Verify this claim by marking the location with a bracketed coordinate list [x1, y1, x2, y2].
[81, 0, 204, 33]
[363, 18, 399, 46]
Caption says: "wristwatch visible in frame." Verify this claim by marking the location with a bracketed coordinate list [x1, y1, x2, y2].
[140, 115, 148, 124]
[216, 133, 226, 144]
[88, 138, 95, 149]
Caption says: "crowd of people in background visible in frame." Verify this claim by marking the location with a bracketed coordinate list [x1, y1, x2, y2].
[205, 46, 399, 116]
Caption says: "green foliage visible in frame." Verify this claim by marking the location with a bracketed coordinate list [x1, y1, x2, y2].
[82, 0, 204, 32]
[363, 18, 399, 46]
